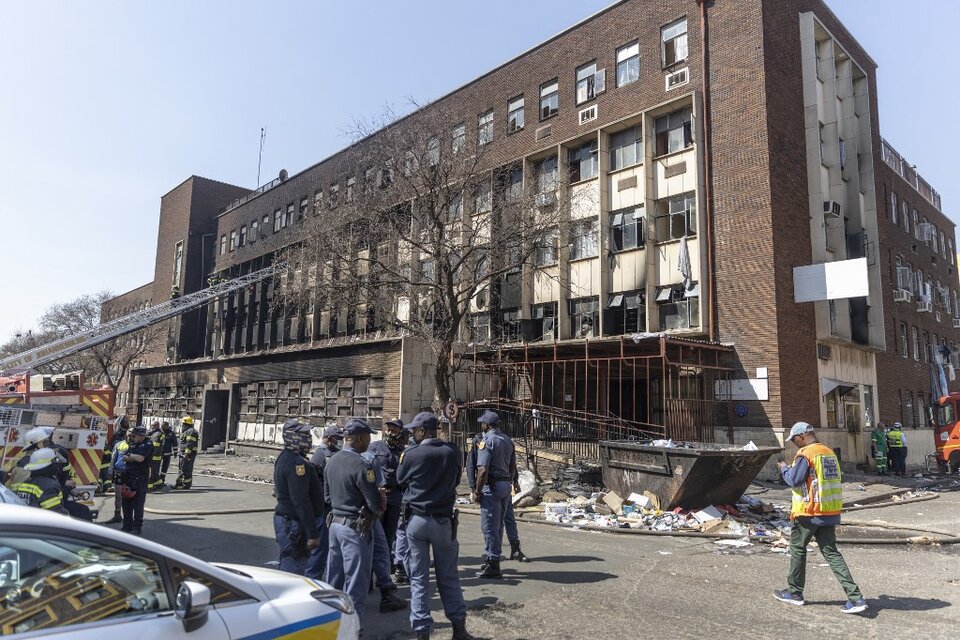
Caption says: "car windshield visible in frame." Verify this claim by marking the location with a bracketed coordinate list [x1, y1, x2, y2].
[0, 485, 26, 505]
[0, 535, 169, 635]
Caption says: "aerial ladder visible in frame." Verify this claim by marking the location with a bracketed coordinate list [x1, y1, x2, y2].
[0, 262, 284, 491]
[0, 262, 285, 374]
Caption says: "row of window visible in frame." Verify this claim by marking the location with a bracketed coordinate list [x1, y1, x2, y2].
[471, 17, 686, 147]
[893, 257, 959, 316]
[888, 187, 954, 262]
[468, 284, 699, 344]
[220, 198, 310, 255]
[896, 320, 958, 363]
[898, 389, 933, 429]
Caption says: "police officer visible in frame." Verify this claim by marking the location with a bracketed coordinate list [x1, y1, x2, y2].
[119, 425, 153, 535]
[324, 418, 383, 623]
[467, 430, 529, 563]
[396, 411, 470, 640]
[361, 433, 408, 613]
[368, 418, 408, 577]
[887, 422, 908, 477]
[472, 410, 516, 579]
[11, 448, 69, 514]
[174, 416, 199, 489]
[304, 424, 343, 580]
[147, 421, 165, 490]
[99, 416, 129, 492]
[273, 419, 324, 575]
[159, 421, 178, 486]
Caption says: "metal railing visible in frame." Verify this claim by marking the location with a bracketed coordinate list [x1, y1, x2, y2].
[222, 176, 286, 214]
[881, 138, 942, 211]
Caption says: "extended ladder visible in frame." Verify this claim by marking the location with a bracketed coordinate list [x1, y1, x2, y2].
[0, 262, 285, 374]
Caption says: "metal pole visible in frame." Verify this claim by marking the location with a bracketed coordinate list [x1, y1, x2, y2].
[257, 127, 266, 188]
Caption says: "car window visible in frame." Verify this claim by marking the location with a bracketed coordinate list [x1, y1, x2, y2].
[170, 563, 250, 605]
[0, 484, 26, 505]
[0, 535, 169, 635]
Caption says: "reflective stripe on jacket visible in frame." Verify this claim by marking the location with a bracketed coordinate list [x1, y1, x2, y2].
[790, 442, 843, 520]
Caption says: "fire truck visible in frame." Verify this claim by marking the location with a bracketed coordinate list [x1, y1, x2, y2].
[0, 372, 115, 497]
[933, 393, 960, 474]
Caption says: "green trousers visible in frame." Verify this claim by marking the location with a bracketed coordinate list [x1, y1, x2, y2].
[788, 518, 862, 600]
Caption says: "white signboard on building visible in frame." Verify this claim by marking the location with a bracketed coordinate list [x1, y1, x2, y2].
[792, 258, 869, 303]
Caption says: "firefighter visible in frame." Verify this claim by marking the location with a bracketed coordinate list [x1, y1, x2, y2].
[10, 448, 68, 514]
[159, 421, 178, 486]
[887, 422, 908, 477]
[147, 421, 166, 490]
[6, 427, 55, 487]
[174, 416, 199, 489]
[119, 425, 153, 535]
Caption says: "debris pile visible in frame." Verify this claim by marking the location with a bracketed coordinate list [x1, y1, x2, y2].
[532, 488, 793, 544]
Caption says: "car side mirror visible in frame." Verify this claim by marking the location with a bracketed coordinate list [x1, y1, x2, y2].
[175, 580, 211, 632]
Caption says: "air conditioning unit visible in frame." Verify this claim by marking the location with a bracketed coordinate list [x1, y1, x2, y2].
[535, 191, 556, 207]
[917, 300, 934, 313]
[823, 200, 842, 218]
[953, 317, 960, 329]
[665, 67, 689, 91]
[893, 289, 912, 303]
[817, 343, 832, 361]
[579, 105, 598, 126]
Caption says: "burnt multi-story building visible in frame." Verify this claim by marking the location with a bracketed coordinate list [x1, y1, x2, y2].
[104, 0, 957, 471]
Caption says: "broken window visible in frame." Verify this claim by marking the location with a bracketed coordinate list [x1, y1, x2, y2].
[607, 290, 645, 335]
[570, 218, 599, 260]
[654, 106, 693, 156]
[661, 18, 688, 68]
[655, 192, 697, 241]
[569, 296, 599, 338]
[531, 302, 558, 341]
[610, 206, 645, 251]
[569, 140, 599, 182]
[656, 283, 700, 330]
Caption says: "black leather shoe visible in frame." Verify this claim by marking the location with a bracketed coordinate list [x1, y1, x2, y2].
[451, 619, 472, 640]
[475, 558, 502, 579]
[103, 513, 122, 524]
[509, 541, 530, 562]
[379, 589, 407, 612]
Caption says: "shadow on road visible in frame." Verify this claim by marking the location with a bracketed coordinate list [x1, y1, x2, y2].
[521, 555, 604, 564]
[804, 594, 951, 619]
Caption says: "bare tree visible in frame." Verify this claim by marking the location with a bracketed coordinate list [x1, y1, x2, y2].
[2, 292, 164, 391]
[283, 102, 592, 407]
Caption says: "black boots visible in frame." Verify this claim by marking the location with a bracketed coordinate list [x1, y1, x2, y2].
[451, 619, 472, 640]
[103, 511, 122, 524]
[509, 541, 530, 562]
[475, 556, 502, 579]
[379, 588, 407, 613]
[417, 633, 430, 640]
[393, 563, 409, 585]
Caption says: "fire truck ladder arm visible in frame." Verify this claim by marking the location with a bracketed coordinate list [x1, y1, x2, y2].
[0, 262, 286, 374]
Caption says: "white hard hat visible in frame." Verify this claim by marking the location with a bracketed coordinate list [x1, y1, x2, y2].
[24, 447, 60, 471]
[24, 427, 51, 447]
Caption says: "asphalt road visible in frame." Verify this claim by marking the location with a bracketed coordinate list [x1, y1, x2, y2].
[111, 475, 960, 640]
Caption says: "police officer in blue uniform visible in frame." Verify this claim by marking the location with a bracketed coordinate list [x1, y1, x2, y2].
[361, 438, 408, 613]
[273, 419, 324, 574]
[304, 425, 343, 580]
[472, 410, 517, 579]
[368, 418, 407, 575]
[396, 411, 470, 640]
[119, 425, 154, 535]
[324, 418, 384, 623]
[467, 431, 529, 563]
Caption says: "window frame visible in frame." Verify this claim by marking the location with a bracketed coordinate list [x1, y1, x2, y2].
[533, 228, 559, 267]
[575, 60, 599, 105]
[478, 109, 494, 146]
[452, 123, 466, 154]
[606, 290, 646, 335]
[539, 79, 559, 121]
[172, 241, 184, 288]
[229, 229, 237, 251]
[238, 225, 247, 247]
[655, 192, 697, 242]
[219, 234, 227, 256]
[569, 217, 599, 261]
[568, 296, 600, 338]
[610, 206, 645, 252]
[609, 125, 643, 171]
[568, 140, 599, 183]
[616, 40, 640, 87]
[661, 17, 689, 68]
[654, 106, 693, 157]
[507, 95, 525, 134]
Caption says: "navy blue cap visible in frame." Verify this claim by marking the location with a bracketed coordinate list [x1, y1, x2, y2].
[406, 411, 438, 432]
[477, 410, 500, 426]
[322, 425, 344, 439]
[343, 418, 376, 436]
[283, 418, 311, 434]
[131, 425, 148, 435]
[385, 418, 404, 429]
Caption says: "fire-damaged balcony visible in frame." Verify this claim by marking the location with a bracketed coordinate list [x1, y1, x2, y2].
[450, 335, 733, 461]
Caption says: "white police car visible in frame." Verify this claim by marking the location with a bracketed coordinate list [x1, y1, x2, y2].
[0, 504, 359, 639]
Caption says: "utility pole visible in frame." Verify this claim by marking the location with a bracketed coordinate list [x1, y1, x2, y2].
[256, 127, 266, 187]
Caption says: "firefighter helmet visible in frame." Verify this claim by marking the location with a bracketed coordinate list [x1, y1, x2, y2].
[181, 416, 195, 426]
[24, 447, 61, 471]
[24, 427, 51, 448]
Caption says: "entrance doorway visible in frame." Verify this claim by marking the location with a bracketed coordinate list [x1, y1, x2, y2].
[200, 390, 229, 451]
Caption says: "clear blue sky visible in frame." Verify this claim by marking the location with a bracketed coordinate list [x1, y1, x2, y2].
[0, 1, 956, 342]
